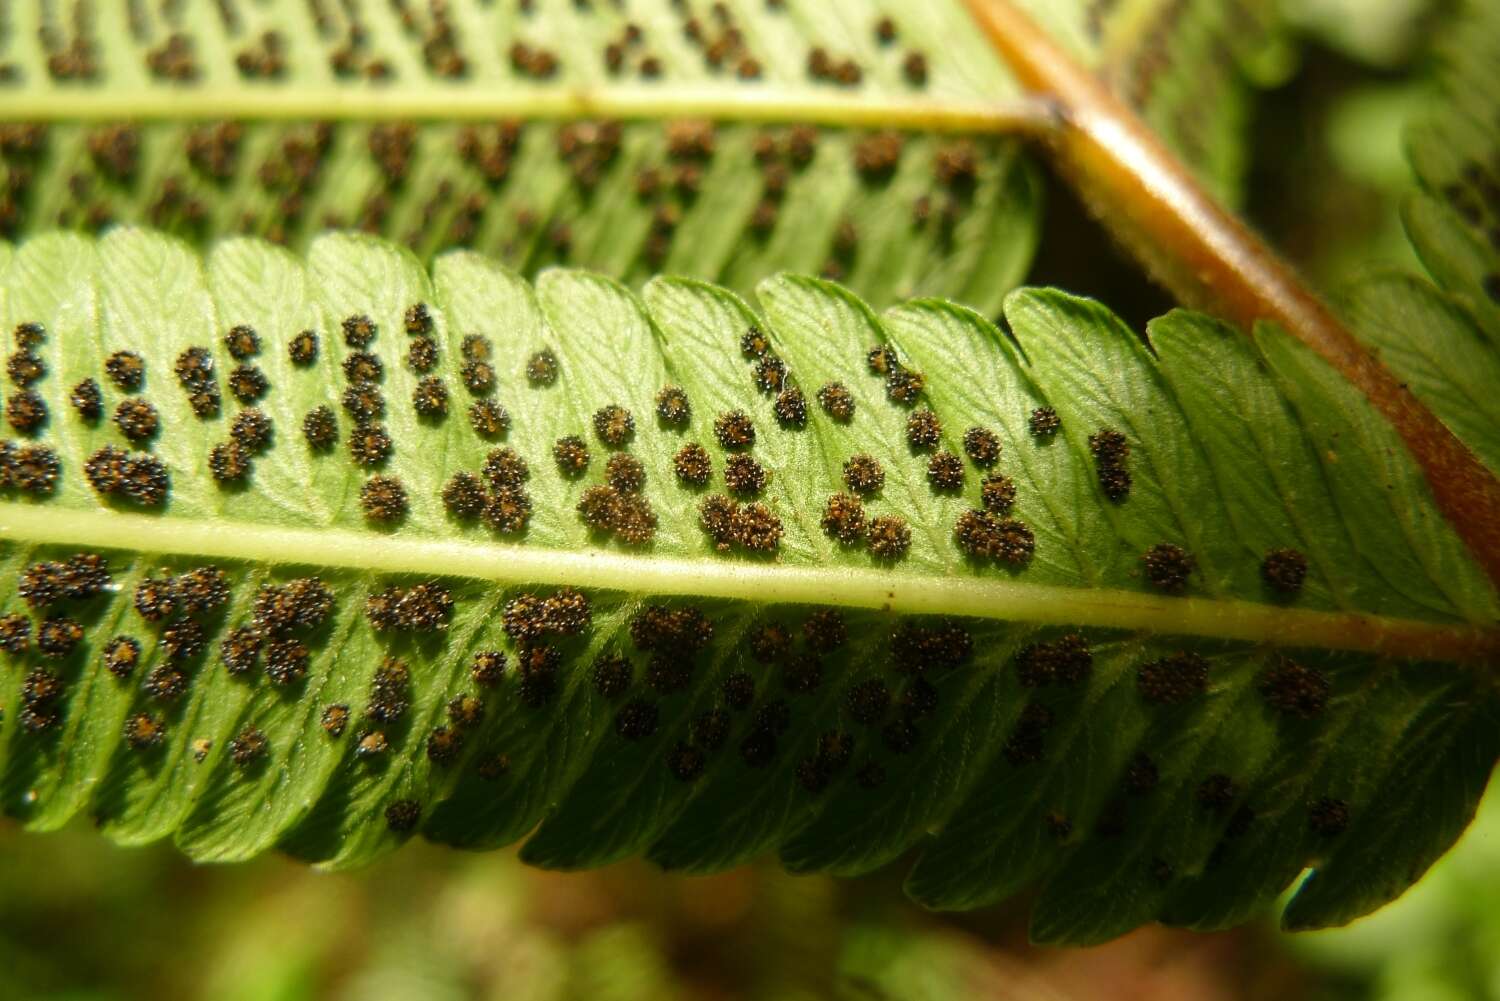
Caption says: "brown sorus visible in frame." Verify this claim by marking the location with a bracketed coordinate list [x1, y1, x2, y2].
[342, 314, 377, 348]
[342, 351, 383, 385]
[230, 726, 269, 766]
[483, 485, 533, 535]
[817, 382, 855, 421]
[1309, 796, 1350, 836]
[264, 637, 310, 686]
[347, 423, 392, 466]
[754, 355, 787, 395]
[224, 324, 260, 359]
[802, 609, 847, 652]
[321, 703, 351, 737]
[442, 472, 487, 520]
[842, 454, 884, 496]
[209, 441, 251, 483]
[113, 398, 159, 442]
[592, 655, 633, 700]
[106, 350, 145, 390]
[866, 515, 911, 560]
[461, 360, 495, 394]
[469, 400, 510, 438]
[367, 657, 411, 723]
[482, 447, 530, 488]
[123, 711, 167, 749]
[615, 699, 659, 741]
[161, 617, 207, 661]
[231, 408, 273, 452]
[885, 366, 925, 405]
[926, 451, 965, 492]
[471, 650, 507, 688]
[963, 427, 1001, 466]
[553, 435, 590, 476]
[906, 408, 941, 451]
[673, 443, 712, 487]
[740, 326, 770, 359]
[404, 302, 432, 335]
[713, 409, 755, 451]
[288, 330, 319, 365]
[845, 678, 890, 725]
[953, 510, 1034, 564]
[8, 444, 61, 494]
[723, 453, 767, 496]
[141, 666, 187, 705]
[526, 349, 559, 386]
[890, 621, 973, 675]
[70, 378, 104, 421]
[219, 626, 262, 677]
[407, 336, 439, 373]
[1261, 547, 1308, 596]
[749, 622, 791, 663]
[1015, 634, 1092, 688]
[302, 405, 337, 449]
[592, 404, 635, 448]
[427, 727, 464, 765]
[1003, 702, 1054, 765]
[1030, 406, 1060, 437]
[821, 492, 866, 544]
[656, 385, 691, 426]
[6, 390, 47, 433]
[1137, 651, 1210, 705]
[1257, 657, 1330, 719]
[606, 453, 646, 494]
[103, 635, 142, 678]
[773, 387, 808, 428]
[360, 475, 409, 523]
[1141, 543, 1195, 592]
[1089, 427, 1132, 502]
[980, 474, 1017, 514]
[7, 349, 44, 387]
[412, 376, 449, 417]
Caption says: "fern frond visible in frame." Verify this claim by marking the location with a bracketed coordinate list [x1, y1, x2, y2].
[0, 0, 1285, 314]
[0, 227, 1493, 943]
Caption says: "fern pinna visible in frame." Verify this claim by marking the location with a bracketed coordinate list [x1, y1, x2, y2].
[0, 226, 1491, 943]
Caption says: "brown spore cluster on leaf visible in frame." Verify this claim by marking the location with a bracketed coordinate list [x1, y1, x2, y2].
[1257, 657, 1330, 718]
[697, 493, 783, 554]
[1137, 651, 1209, 705]
[1088, 427, 1131, 501]
[365, 581, 454, 632]
[1015, 634, 1092, 688]
[1142, 543, 1196, 592]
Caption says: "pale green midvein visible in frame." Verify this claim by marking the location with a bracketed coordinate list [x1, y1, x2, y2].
[5, 87, 1057, 136]
[1, 503, 1492, 663]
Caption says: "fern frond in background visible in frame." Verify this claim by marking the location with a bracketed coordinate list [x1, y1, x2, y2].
[0, 0, 1283, 314]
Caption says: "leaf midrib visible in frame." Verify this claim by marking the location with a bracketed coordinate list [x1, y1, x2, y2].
[1, 86, 1053, 134]
[1, 502, 1490, 662]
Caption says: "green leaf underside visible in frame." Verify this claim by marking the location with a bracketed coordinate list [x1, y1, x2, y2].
[0, 0, 1281, 313]
[0, 228, 1494, 945]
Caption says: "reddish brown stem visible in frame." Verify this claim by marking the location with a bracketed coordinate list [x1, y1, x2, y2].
[964, 0, 1500, 592]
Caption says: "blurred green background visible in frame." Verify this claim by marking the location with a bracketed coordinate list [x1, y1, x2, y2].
[4, 787, 1496, 1001]
[3, 2, 1494, 999]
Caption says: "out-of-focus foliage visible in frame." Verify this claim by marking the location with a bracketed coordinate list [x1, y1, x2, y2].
[0, 815, 1313, 1001]
[0, 820, 843, 1001]
[1282, 0, 1436, 67]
